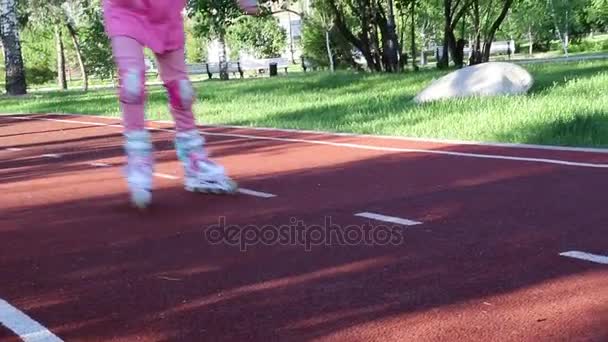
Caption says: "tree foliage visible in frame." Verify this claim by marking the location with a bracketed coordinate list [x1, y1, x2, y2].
[5, 0, 608, 92]
[227, 15, 287, 58]
[300, 1, 357, 70]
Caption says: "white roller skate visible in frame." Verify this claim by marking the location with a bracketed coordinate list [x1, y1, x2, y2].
[124, 130, 154, 208]
[175, 130, 238, 194]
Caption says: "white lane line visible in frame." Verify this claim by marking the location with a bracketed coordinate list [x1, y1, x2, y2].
[7, 116, 608, 169]
[154, 172, 180, 180]
[199, 131, 608, 169]
[559, 251, 608, 265]
[19, 113, 608, 154]
[90, 162, 112, 167]
[355, 212, 422, 226]
[153, 172, 276, 198]
[238, 188, 277, 198]
[40, 154, 61, 159]
[0, 298, 64, 341]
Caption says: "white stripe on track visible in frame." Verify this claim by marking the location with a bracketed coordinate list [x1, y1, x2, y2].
[16, 113, 608, 154]
[154, 172, 180, 180]
[6, 115, 608, 169]
[40, 154, 61, 159]
[90, 162, 112, 167]
[153, 173, 276, 198]
[355, 212, 422, 226]
[559, 251, 608, 265]
[0, 299, 64, 342]
[237, 188, 277, 198]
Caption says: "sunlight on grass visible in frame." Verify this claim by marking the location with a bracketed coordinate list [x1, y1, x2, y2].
[2, 60, 608, 147]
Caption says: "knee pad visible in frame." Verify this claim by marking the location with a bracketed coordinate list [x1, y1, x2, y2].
[119, 68, 146, 104]
[166, 79, 194, 110]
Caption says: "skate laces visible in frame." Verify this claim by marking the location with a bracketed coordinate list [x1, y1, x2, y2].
[187, 150, 206, 171]
[187, 151, 226, 181]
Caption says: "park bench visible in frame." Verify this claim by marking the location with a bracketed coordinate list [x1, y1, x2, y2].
[431, 40, 516, 60]
[186, 57, 291, 79]
[187, 62, 244, 79]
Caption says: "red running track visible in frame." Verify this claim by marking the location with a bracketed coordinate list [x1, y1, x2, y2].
[0, 114, 607, 342]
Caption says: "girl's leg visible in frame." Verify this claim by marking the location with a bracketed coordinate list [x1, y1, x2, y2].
[155, 48, 237, 194]
[155, 47, 196, 132]
[111, 36, 154, 208]
[111, 36, 147, 132]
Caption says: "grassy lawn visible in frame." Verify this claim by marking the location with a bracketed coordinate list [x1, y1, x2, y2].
[2, 59, 608, 148]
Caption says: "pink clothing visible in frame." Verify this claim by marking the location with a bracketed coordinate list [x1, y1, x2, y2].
[111, 36, 196, 132]
[103, 0, 186, 54]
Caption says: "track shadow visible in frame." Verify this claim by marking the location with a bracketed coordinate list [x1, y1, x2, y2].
[0, 130, 179, 185]
[1, 142, 607, 341]
[0, 125, 103, 139]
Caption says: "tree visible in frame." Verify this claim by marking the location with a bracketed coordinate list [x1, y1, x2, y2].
[547, 0, 588, 57]
[0, 0, 27, 95]
[437, 0, 471, 69]
[326, 0, 401, 72]
[185, 16, 209, 63]
[226, 15, 287, 59]
[408, 0, 442, 67]
[22, 0, 64, 88]
[78, 0, 114, 80]
[468, 0, 515, 65]
[409, 0, 418, 71]
[187, 0, 251, 80]
[54, 24, 67, 89]
[300, 1, 357, 70]
[586, 0, 608, 30]
[510, 0, 551, 55]
[62, 0, 89, 91]
[19, 26, 56, 85]
[305, 0, 335, 71]
[385, 0, 401, 72]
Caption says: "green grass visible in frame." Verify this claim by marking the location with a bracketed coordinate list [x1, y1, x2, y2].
[2, 59, 608, 148]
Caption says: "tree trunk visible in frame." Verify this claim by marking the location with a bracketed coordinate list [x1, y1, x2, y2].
[370, 20, 383, 71]
[469, 0, 482, 65]
[410, 0, 418, 71]
[328, 0, 377, 71]
[385, 0, 401, 72]
[481, 0, 514, 62]
[66, 21, 88, 91]
[399, 9, 406, 67]
[325, 30, 334, 72]
[447, 29, 461, 67]
[218, 31, 229, 80]
[439, 0, 469, 68]
[528, 26, 533, 55]
[548, 0, 568, 57]
[564, 10, 569, 53]
[420, 23, 427, 66]
[0, 0, 27, 95]
[55, 25, 67, 90]
[437, 0, 451, 69]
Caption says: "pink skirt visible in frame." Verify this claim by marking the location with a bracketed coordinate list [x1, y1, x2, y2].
[102, 0, 186, 54]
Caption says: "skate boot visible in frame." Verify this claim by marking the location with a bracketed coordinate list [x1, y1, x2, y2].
[124, 130, 154, 208]
[175, 130, 238, 194]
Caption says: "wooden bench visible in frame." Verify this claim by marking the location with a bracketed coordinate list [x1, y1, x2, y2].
[186, 58, 291, 79]
[187, 62, 244, 79]
[432, 40, 516, 60]
[240, 58, 290, 75]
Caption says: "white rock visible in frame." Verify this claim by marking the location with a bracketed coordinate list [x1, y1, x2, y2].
[414, 62, 534, 103]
